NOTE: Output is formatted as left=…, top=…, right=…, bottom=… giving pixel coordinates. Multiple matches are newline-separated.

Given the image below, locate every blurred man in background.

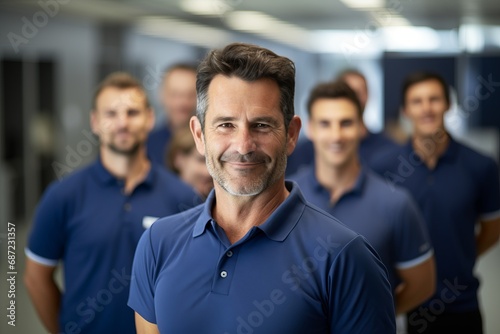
left=166, top=126, right=213, bottom=198
left=147, top=63, right=197, bottom=165
left=286, top=68, right=399, bottom=176
left=291, top=80, right=435, bottom=321
left=372, top=72, right=500, bottom=334
left=24, top=72, right=199, bottom=334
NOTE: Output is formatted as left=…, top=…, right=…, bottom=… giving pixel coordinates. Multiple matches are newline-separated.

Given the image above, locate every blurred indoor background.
left=1, top=0, right=499, bottom=333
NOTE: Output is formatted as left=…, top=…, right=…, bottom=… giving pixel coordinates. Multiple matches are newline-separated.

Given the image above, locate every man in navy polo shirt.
left=286, top=69, right=400, bottom=176
left=24, top=72, right=199, bottom=334
left=146, top=63, right=197, bottom=165
left=372, top=72, right=500, bottom=334
left=290, top=81, right=436, bottom=318
left=128, top=42, right=396, bottom=334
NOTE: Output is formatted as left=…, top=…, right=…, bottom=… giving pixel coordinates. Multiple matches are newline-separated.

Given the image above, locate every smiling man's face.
left=191, top=75, right=292, bottom=197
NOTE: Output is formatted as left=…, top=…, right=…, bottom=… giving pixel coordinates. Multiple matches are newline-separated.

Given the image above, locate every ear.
left=286, top=115, right=302, bottom=156
left=359, top=120, right=368, bottom=138
left=190, top=116, right=205, bottom=156
left=306, top=118, right=313, bottom=141
left=147, top=107, right=156, bottom=132
left=90, top=110, right=99, bottom=135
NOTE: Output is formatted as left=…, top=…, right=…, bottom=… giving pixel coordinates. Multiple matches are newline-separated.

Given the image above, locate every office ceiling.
left=3, top=0, right=500, bottom=29
left=2, top=0, right=500, bottom=49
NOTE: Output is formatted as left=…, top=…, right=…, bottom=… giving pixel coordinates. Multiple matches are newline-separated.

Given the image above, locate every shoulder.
left=41, top=162, right=95, bottom=201
left=365, top=170, right=413, bottom=202
left=299, top=199, right=360, bottom=242
left=147, top=204, right=204, bottom=245
left=455, top=140, right=498, bottom=172
left=369, top=143, right=406, bottom=175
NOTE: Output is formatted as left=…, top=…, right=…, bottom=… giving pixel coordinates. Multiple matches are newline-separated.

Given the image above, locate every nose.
left=329, top=123, right=342, bottom=141
left=116, top=111, right=129, bottom=128
left=235, top=127, right=257, bottom=155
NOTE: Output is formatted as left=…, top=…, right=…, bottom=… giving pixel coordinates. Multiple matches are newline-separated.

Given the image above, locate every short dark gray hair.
left=196, top=43, right=295, bottom=130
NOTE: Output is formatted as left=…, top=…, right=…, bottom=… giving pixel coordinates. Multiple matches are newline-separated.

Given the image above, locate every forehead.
left=163, top=69, right=196, bottom=87
left=406, top=79, right=445, bottom=98
left=96, top=87, right=147, bottom=109
left=206, top=75, right=281, bottom=118
left=311, top=98, right=359, bottom=119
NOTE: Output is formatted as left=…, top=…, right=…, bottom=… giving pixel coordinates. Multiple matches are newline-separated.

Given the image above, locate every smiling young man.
left=128, top=43, right=396, bottom=334
left=290, top=81, right=436, bottom=318
left=24, top=72, right=199, bottom=334
left=372, top=72, right=500, bottom=333
left=286, top=69, right=400, bottom=176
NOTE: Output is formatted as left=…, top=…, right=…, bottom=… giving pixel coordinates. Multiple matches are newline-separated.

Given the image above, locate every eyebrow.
left=211, top=116, right=281, bottom=126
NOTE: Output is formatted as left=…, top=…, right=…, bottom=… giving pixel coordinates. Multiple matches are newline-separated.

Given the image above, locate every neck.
left=212, top=178, right=289, bottom=244
left=412, top=129, right=449, bottom=169
left=316, top=157, right=361, bottom=204
left=100, top=146, right=151, bottom=194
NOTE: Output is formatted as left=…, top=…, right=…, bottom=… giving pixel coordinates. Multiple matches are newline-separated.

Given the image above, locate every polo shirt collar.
left=404, top=134, right=459, bottom=164
left=90, top=156, right=156, bottom=188
left=192, top=181, right=306, bottom=242
left=306, top=164, right=367, bottom=197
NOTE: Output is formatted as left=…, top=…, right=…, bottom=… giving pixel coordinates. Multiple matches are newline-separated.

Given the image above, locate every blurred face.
left=342, top=74, right=368, bottom=111
left=308, top=98, right=363, bottom=170
left=175, top=149, right=213, bottom=198
left=191, top=75, right=300, bottom=197
left=91, top=87, right=154, bottom=155
left=160, top=69, right=197, bottom=130
left=404, top=79, right=449, bottom=139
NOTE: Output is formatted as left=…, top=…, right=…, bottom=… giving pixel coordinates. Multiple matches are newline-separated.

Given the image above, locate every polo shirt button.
left=220, top=270, right=228, bottom=278
left=124, top=203, right=132, bottom=211
left=226, top=251, right=233, bottom=257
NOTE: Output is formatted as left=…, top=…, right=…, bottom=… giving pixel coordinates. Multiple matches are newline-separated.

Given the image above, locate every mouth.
left=420, top=115, right=437, bottom=124
left=226, top=161, right=264, bottom=169
left=327, top=144, right=344, bottom=153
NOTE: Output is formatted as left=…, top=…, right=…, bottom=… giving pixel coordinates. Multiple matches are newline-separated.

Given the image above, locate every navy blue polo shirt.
left=128, top=182, right=396, bottom=334
left=286, top=131, right=400, bottom=177
left=290, top=166, right=433, bottom=290
left=26, top=158, right=201, bottom=334
left=146, top=124, right=172, bottom=165
left=371, top=137, right=500, bottom=313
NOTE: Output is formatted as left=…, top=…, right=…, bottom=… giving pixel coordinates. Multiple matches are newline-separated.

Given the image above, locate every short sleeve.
left=128, top=227, right=157, bottom=323
left=26, top=182, right=66, bottom=266
left=329, top=236, right=396, bottom=333
left=477, top=158, right=500, bottom=221
left=394, top=192, right=433, bottom=269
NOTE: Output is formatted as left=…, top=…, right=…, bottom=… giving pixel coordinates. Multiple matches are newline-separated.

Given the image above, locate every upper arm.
left=479, top=216, right=500, bottom=231
left=477, top=217, right=500, bottom=243
left=28, top=183, right=66, bottom=261
left=135, top=312, right=159, bottom=334
left=329, top=237, right=396, bottom=333
left=128, top=228, right=158, bottom=324
left=396, top=255, right=436, bottom=291
left=24, top=257, right=57, bottom=285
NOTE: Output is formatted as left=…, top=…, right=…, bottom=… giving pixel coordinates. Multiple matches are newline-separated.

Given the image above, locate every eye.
left=340, top=119, right=354, bottom=127
left=317, top=120, right=330, bottom=128
left=127, top=108, right=140, bottom=116
left=219, top=123, right=234, bottom=128
left=104, top=110, right=116, bottom=117
left=255, top=123, right=269, bottom=129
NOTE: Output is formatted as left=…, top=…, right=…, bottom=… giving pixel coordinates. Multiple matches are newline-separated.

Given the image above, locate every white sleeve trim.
left=25, top=248, right=59, bottom=267
left=480, top=209, right=500, bottom=222
left=395, top=249, right=434, bottom=270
